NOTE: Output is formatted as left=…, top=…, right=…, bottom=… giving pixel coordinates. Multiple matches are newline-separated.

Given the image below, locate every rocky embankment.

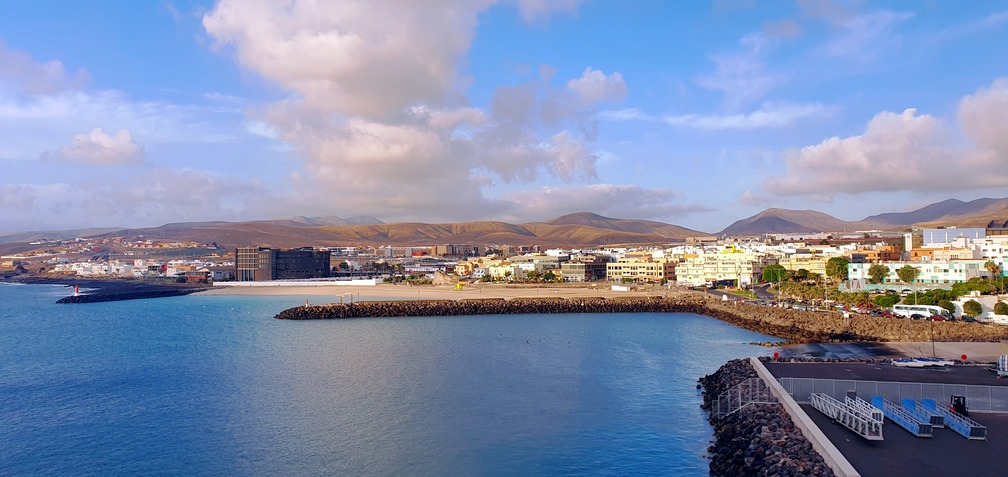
left=700, top=359, right=834, bottom=477
left=275, top=292, right=1008, bottom=343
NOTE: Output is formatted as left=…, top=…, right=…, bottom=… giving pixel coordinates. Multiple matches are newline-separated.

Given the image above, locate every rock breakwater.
left=275, top=292, right=1008, bottom=344
left=700, top=359, right=834, bottom=477
left=57, top=288, right=206, bottom=303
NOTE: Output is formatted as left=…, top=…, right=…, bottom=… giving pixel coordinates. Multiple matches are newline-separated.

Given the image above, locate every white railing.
left=779, top=377, right=1008, bottom=414
left=715, top=377, right=777, bottom=418
left=810, top=393, right=884, bottom=441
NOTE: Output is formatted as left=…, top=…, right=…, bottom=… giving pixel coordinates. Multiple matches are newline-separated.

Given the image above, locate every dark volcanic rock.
left=700, top=359, right=834, bottom=477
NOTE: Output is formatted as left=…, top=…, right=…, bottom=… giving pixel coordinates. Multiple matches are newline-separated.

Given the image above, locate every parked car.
left=929, top=315, right=947, bottom=322
left=910, top=313, right=926, bottom=320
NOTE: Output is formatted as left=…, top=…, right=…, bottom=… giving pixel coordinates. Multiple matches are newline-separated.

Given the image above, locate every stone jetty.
left=57, top=287, right=206, bottom=303
left=275, top=292, right=1008, bottom=344
left=700, top=358, right=834, bottom=477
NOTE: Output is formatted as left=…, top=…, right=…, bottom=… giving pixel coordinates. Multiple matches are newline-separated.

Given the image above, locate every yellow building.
left=776, top=254, right=829, bottom=277
left=675, top=251, right=773, bottom=287
left=606, top=255, right=676, bottom=283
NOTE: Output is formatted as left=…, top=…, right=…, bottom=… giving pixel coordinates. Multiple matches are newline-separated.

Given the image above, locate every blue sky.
left=1, top=0, right=1007, bottom=234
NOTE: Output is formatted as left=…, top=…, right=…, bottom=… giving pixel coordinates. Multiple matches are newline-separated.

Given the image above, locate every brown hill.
left=864, top=197, right=1008, bottom=227
left=718, top=208, right=884, bottom=236
left=94, top=214, right=702, bottom=249
left=910, top=198, right=1008, bottom=228
left=544, top=212, right=704, bottom=237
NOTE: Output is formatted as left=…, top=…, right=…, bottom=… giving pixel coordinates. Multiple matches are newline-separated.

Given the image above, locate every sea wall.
left=274, top=293, right=1008, bottom=344
left=700, top=358, right=835, bottom=477
left=56, top=288, right=206, bottom=303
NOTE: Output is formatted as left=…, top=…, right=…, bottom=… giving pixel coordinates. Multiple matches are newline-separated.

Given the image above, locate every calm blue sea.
left=0, top=284, right=782, bottom=476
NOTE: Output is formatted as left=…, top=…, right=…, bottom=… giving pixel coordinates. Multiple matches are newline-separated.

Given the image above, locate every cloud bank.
left=763, top=78, right=1008, bottom=199
left=202, top=0, right=692, bottom=223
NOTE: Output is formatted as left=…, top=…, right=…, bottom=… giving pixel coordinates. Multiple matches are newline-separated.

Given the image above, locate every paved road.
left=766, top=362, right=1007, bottom=477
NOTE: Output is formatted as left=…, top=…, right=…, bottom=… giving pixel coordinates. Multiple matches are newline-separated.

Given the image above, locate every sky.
left=1, top=0, right=1007, bottom=235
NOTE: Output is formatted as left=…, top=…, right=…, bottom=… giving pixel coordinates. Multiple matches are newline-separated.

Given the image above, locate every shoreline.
left=201, top=282, right=662, bottom=300
left=8, top=278, right=1007, bottom=360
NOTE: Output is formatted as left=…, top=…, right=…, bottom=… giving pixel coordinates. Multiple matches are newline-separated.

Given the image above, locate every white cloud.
left=516, top=0, right=582, bottom=23
left=959, top=77, right=1008, bottom=158
left=0, top=40, right=89, bottom=95
left=566, top=67, right=627, bottom=106
left=46, top=128, right=144, bottom=166
left=0, top=184, right=35, bottom=211
left=202, top=0, right=609, bottom=223
left=763, top=78, right=1008, bottom=199
left=499, top=184, right=710, bottom=223
left=598, top=108, right=654, bottom=122
left=0, top=169, right=272, bottom=230
left=203, top=0, right=493, bottom=120
left=764, top=108, right=954, bottom=198
left=601, top=102, right=834, bottom=130
left=663, top=102, right=835, bottom=130
left=931, top=11, right=1008, bottom=42
left=695, top=32, right=788, bottom=108
left=820, top=10, right=914, bottom=61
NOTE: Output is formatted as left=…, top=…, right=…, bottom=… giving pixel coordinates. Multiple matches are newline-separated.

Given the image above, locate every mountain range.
left=2, top=198, right=1007, bottom=250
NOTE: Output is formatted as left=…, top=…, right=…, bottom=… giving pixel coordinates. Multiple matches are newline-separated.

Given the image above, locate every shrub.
left=995, top=301, right=1008, bottom=316
left=874, top=294, right=899, bottom=308
left=963, top=299, right=984, bottom=317
left=938, top=300, right=956, bottom=315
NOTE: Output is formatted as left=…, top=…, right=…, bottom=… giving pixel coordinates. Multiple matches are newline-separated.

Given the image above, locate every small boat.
left=915, top=357, right=955, bottom=367
left=892, top=358, right=927, bottom=368
left=891, top=357, right=954, bottom=368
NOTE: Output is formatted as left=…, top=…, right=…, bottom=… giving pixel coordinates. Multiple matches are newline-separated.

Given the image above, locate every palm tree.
left=984, top=260, right=1002, bottom=293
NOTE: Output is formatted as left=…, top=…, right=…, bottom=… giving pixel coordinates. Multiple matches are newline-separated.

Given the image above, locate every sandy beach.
left=201, top=282, right=664, bottom=301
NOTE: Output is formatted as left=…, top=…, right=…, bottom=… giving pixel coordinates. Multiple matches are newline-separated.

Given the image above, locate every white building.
left=848, top=259, right=989, bottom=286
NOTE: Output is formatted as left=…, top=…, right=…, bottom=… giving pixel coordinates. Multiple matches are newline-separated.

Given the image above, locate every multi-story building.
left=236, top=247, right=331, bottom=281
left=560, top=255, right=609, bottom=282
left=430, top=244, right=482, bottom=258
left=236, top=247, right=275, bottom=281
left=987, top=220, right=1008, bottom=237
left=510, top=253, right=563, bottom=272
left=675, top=251, right=774, bottom=287
left=606, top=255, right=676, bottom=283
left=848, top=259, right=989, bottom=286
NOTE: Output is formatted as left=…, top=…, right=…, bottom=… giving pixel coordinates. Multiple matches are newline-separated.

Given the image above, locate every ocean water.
left=0, top=284, right=781, bottom=476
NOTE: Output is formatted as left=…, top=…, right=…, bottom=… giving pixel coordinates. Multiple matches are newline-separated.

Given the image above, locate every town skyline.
left=2, top=1, right=1007, bottom=234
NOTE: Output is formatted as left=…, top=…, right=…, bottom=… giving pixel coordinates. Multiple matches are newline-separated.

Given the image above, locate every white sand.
left=201, top=283, right=663, bottom=301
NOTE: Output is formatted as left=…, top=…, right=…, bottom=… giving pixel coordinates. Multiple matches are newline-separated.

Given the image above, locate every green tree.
left=874, top=294, right=899, bottom=308
left=963, top=299, right=983, bottom=317
left=338, top=261, right=349, bottom=271
left=896, top=265, right=920, bottom=284
left=994, top=301, right=1008, bottom=315
left=762, top=264, right=787, bottom=284
left=543, top=271, right=557, bottom=282
left=795, top=268, right=809, bottom=281
left=951, top=279, right=995, bottom=297
left=985, top=260, right=1000, bottom=283
left=867, top=264, right=890, bottom=284
left=825, top=257, right=850, bottom=282
left=852, top=291, right=872, bottom=307
left=938, top=300, right=956, bottom=315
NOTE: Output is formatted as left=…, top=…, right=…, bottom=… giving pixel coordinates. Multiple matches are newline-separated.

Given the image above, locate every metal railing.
left=779, top=377, right=1008, bottom=414
left=715, top=377, right=778, bottom=418
left=810, top=393, right=883, bottom=440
